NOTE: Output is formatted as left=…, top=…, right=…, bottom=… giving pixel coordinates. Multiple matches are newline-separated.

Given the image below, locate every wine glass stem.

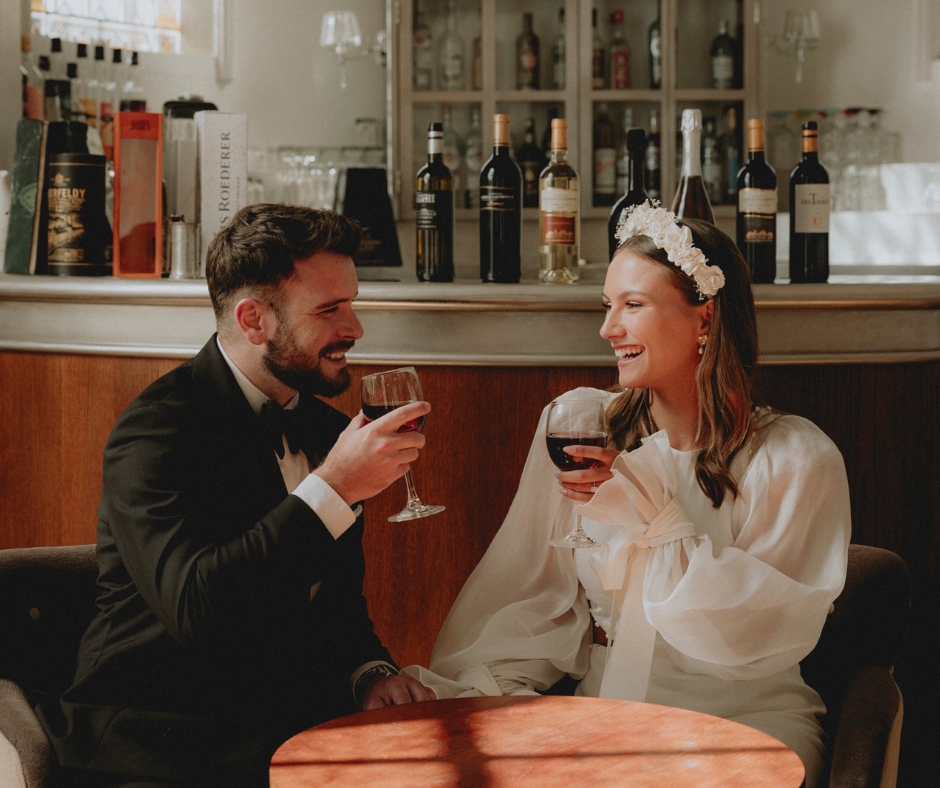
left=403, top=469, right=423, bottom=509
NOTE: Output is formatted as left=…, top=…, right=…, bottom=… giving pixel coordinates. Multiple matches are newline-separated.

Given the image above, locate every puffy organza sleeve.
left=404, top=388, right=618, bottom=698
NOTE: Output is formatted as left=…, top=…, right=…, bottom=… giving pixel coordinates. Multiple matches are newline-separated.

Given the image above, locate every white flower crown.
left=614, top=200, right=725, bottom=299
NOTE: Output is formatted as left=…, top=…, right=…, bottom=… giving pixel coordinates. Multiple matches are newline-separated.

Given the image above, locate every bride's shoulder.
left=750, top=408, right=842, bottom=462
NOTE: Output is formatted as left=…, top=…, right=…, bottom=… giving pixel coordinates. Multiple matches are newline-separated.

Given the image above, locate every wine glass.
left=360, top=366, right=445, bottom=522
left=546, top=399, right=608, bottom=549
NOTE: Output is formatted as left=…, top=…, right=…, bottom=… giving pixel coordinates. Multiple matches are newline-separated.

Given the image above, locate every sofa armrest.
left=829, top=665, right=902, bottom=788
left=0, top=679, right=53, bottom=788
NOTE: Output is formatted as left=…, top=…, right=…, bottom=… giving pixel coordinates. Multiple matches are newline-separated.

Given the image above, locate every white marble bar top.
left=2, top=270, right=940, bottom=365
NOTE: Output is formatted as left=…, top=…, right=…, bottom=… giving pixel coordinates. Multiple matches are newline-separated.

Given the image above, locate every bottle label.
left=794, top=184, right=831, bottom=233
left=712, top=55, right=733, bottom=88
left=540, top=186, right=579, bottom=213
left=610, top=51, right=630, bottom=89
left=541, top=213, right=577, bottom=246
left=738, top=187, right=777, bottom=215
left=481, top=185, right=519, bottom=212
left=594, top=149, right=617, bottom=194
left=415, top=190, right=453, bottom=229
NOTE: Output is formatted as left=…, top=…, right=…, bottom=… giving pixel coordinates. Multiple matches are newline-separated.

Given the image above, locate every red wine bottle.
left=608, top=127, right=649, bottom=260
left=736, top=118, right=777, bottom=283
left=671, top=108, right=715, bottom=223
left=789, top=121, right=830, bottom=283
left=415, top=122, right=455, bottom=282
left=480, top=113, right=522, bottom=283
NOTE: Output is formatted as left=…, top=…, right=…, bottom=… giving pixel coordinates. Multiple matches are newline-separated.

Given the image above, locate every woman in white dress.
left=405, top=203, right=850, bottom=787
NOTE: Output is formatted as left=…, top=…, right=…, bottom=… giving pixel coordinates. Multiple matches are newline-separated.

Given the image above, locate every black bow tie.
left=259, top=398, right=304, bottom=459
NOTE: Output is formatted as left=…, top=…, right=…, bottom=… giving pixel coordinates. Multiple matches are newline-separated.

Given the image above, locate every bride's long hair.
left=605, top=218, right=759, bottom=508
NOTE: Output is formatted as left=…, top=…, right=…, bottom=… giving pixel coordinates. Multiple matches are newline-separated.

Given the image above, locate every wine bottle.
left=463, top=105, right=483, bottom=208
left=789, top=121, right=830, bottom=283
left=711, top=21, right=734, bottom=90
left=609, top=10, right=631, bottom=89
left=539, top=118, right=580, bottom=283
left=645, top=108, right=661, bottom=200
left=480, top=113, right=522, bottom=283
left=608, top=128, right=649, bottom=260
left=591, top=8, right=606, bottom=90
left=593, top=103, right=617, bottom=206
left=724, top=105, right=741, bottom=203
left=736, top=119, right=778, bottom=284
left=415, top=122, right=455, bottom=282
left=702, top=116, right=723, bottom=205
left=671, top=109, right=715, bottom=223
left=472, top=35, right=482, bottom=90
left=616, top=106, right=635, bottom=195
left=413, top=2, right=434, bottom=91
left=552, top=8, right=565, bottom=90
left=517, top=117, right=547, bottom=209
left=648, top=14, right=662, bottom=89
left=516, top=12, right=540, bottom=90
left=441, top=104, right=462, bottom=203
left=438, top=0, right=466, bottom=91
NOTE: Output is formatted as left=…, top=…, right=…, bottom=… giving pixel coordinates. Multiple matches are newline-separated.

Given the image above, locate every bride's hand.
left=556, top=446, right=619, bottom=502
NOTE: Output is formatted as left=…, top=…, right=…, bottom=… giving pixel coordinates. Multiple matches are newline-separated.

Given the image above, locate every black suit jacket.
left=39, top=337, right=392, bottom=787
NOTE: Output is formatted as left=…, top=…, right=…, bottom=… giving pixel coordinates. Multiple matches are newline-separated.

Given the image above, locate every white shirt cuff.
left=292, top=472, right=360, bottom=539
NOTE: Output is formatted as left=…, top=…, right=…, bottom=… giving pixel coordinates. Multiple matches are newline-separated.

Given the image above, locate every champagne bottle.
left=645, top=108, right=661, bottom=200
left=671, top=109, right=715, bottom=223
left=648, top=15, right=662, bottom=89
left=711, top=21, right=735, bottom=89
left=593, top=103, right=617, bottom=206
left=517, top=117, right=547, bottom=209
left=516, top=12, right=540, bottom=90
left=539, top=118, right=580, bottom=284
left=480, top=114, right=522, bottom=283
left=609, top=10, right=631, bottom=89
left=552, top=8, right=565, bottom=90
left=413, top=2, right=434, bottom=91
left=736, top=119, right=778, bottom=284
left=608, top=128, right=649, bottom=260
left=789, top=121, right=830, bottom=283
left=591, top=8, right=606, bottom=90
left=415, top=122, right=455, bottom=282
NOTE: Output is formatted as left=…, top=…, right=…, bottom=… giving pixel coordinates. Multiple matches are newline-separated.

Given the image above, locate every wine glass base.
left=550, top=533, right=603, bottom=549
left=388, top=503, right=446, bottom=522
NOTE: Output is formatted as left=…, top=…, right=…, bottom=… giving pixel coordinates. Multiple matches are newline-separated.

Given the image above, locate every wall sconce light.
left=772, top=10, right=821, bottom=83
left=320, top=11, right=387, bottom=90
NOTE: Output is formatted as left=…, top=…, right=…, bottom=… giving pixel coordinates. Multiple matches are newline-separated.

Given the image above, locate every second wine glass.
left=360, top=366, right=445, bottom=522
left=545, top=399, right=608, bottom=549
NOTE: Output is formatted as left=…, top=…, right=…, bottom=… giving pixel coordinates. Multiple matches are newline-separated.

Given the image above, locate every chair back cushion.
left=0, top=546, right=99, bottom=697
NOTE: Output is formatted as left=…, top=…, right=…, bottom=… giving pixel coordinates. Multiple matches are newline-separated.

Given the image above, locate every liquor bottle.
left=20, top=35, right=43, bottom=119
left=415, top=122, right=455, bottom=282
left=480, top=113, right=522, bottom=283
left=733, top=0, right=745, bottom=89
left=736, top=119, right=777, bottom=284
left=539, top=118, right=580, bottom=283
left=120, top=52, right=146, bottom=111
left=463, top=105, right=483, bottom=208
left=648, top=14, right=662, bottom=89
left=72, top=43, right=95, bottom=124
left=552, top=8, right=565, bottom=90
left=99, top=48, right=121, bottom=159
left=472, top=35, right=482, bottom=90
left=90, top=44, right=107, bottom=128
left=609, top=10, right=631, bottom=89
left=593, top=103, right=617, bottom=206
left=724, top=105, right=741, bottom=203
left=413, top=3, right=434, bottom=91
left=615, top=106, right=635, bottom=195
left=789, top=121, right=830, bottom=283
left=516, top=12, right=540, bottom=90
left=591, top=8, right=606, bottom=90
left=645, top=108, right=661, bottom=200
left=608, top=128, right=649, bottom=260
left=711, top=21, right=734, bottom=90
left=517, top=117, right=547, bottom=209
left=441, top=105, right=462, bottom=202
left=44, top=38, right=71, bottom=122
left=671, top=108, right=715, bottom=223
left=438, top=0, right=466, bottom=91
left=702, top=116, right=723, bottom=205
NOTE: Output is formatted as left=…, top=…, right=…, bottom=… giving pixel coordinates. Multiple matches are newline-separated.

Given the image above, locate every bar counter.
left=2, top=270, right=940, bottom=364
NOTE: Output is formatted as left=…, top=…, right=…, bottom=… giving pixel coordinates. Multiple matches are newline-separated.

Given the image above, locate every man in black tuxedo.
left=38, top=204, right=436, bottom=787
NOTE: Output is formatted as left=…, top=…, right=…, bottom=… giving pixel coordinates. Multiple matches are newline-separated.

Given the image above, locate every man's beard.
left=262, top=321, right=353, bottom=398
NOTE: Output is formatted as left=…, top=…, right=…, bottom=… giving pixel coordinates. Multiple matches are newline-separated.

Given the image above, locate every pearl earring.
left=698, top=335, right=708, bottom=355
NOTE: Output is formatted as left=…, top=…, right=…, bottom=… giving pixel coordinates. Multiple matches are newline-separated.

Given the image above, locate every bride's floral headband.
left=614, top=200, right=725, bottom=300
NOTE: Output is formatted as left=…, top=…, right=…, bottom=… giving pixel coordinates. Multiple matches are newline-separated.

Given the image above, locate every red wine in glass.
left=546, top=431, right=607, bottom=470
left=361, top=403, right=426, bottom=434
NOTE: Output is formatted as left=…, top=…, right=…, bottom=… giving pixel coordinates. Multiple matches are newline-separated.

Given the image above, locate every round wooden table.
left=269, top=695, right=805, bottom=787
